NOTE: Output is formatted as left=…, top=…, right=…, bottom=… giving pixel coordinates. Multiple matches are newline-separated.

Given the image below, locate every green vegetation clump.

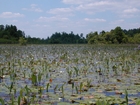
left=0, top=24, right=25, bottom=44
left=19, top=37, right=27, bottom=45
left=86, top=26, right=140, bottom=44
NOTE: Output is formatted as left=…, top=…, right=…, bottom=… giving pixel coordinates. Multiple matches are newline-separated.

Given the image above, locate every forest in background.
left=0, top=24, right=140, bottom=44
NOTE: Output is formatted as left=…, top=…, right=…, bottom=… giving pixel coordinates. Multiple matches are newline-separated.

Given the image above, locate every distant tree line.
left=0, top=24, right=25, bottom=44
left=86, top=26, right=140, bottom=44
left=0, top=24, right=87, bottom=44
left=0, top=24, right=140, bottom=44
left=26, top=32, right=87, bottom=44
left=47, top=32, right=86, bottom=44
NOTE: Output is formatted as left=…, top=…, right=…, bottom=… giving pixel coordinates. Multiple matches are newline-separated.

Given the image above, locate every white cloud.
left=22, top=4, right=43, bottom=12
left=0, top=12, right=24, bottom=18
left=109, top=19, right=124, bottom=25
left=48, top=7, right=73, bottom=14
left=31, top=4, right=37, bottom=7
left=88, top=1, right=113, bottom=6
left=37, top=16, right=69, bottom=22
left=31, top=24, right=50, bottom=28
left=12, top=20, right=18, bottom=22
left=62, top=0, right=92, bottom=4
left=120, top=8, right=140, bottom=18
left=62, top=0, right=140, bottom=17
left=84, top=18, right=106, bottom=22
left=123, top=8, right=140, bottom=14
left=62, top=0, right=115, bottom=7
left=76, top=1, right=116, bottom=12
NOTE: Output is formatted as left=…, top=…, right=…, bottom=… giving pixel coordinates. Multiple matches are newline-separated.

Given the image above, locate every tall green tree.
left=0, top=24, right=26, bottom=44
left=114, top=26, right=126, bottom=43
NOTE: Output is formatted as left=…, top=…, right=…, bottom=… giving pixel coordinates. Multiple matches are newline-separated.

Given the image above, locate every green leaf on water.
left=96, top=100, right=102, bottom=105
left=0, top=98, right=4, bottom=105
left=18, top=96, right=20, bottom=105
left=46, top=83, right=50, bottom=92
left=80, top=82, right=83, bottom=94
left=10, top=82, right=13, bottom=93
left=54, top=84, right=58, bottom=92
left=20, top=89, right=23, bottom=98
left=31, top=73, right=37, bottom=85
left=38, top=72, right=42, bottom=83
left=57, top=102, right=72, bottom=105
left=72, top=82, right=74, bottom=89
left=11, top=94, right=14, bottom=105
left=74, top=67, right=79, bottom=76
left=75, top=86, right=78, bottom=94
left=136, top=99, right=140, bottom=105
left=25, top=85, right=31, bottom=94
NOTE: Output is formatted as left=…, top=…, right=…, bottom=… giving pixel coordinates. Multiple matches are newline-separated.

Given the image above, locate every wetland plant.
left=10, top=94, right=15, bottom=105
left=112, top=65, right=118, bottom=75
left=136, top=99, right=140, bottom=105
left=31, top=73, right=37, bottom=86
left=67, top=69, right=72, bottom=79
left=4, top=82, right=14, bottom=94
left=61, top=84, right=64, bottom=98
left=125, top=89, right=128, bottom=105
left=74, top=67, right=79, bottom=77
left=72, top=82, right=74, bottom=95
left=79, top=82, right=83, bottom=94
left=38, top=72, right=42, bottom=84
left=46, top=83, right=50, bottom=92
left=87, top=79, right=92, bottom=90
left=96, top=100, right=110, bottom=105
left=0, top=98, right=4, bottom=105
left=18, top=86, right=34, bottom=105
left=54, top=84, right=58, bottom=94
left=75, top=86, right=78, bottom=94
left=0, top=68, right=4, bottom=78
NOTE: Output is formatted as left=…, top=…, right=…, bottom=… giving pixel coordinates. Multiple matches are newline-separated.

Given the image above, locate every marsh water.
left=0, top=45, right=140, bottom=105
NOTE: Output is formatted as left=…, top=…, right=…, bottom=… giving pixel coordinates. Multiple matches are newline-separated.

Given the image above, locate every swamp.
left=0, top=44, right=140, bottom=105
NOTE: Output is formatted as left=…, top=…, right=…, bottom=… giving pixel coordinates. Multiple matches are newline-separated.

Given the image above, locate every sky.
left=0, top=0, right=140, bottom=38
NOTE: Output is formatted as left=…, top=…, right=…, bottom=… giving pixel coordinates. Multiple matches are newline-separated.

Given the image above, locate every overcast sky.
left=0, top=0, right=140, bottom=38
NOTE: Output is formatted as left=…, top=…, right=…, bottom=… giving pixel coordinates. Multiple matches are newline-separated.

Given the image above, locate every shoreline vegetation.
left=0, top=24, right=140, bottom=45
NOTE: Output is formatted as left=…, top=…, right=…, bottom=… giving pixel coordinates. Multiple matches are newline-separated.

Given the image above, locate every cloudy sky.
left=0, top=0, right=140, bottom=38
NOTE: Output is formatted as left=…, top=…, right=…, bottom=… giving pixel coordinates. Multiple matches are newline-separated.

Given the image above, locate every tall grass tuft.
left=125, top=89, right=128, bottom=105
